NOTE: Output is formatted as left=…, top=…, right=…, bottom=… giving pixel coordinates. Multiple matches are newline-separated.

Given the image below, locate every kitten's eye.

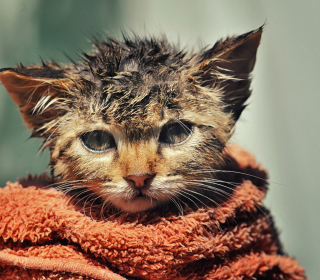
left=159, top=122, right=193, bottom=144
left=81, top=130, right=116, bottom=152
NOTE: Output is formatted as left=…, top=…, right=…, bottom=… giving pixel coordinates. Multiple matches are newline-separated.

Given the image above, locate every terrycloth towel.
left=0, top=145, right=307, bottom=280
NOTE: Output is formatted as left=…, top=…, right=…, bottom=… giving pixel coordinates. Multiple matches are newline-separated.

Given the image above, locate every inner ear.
left=192, top=27, right=263, bottom=122
left=210, top=28, right=262, bottom=78
left=0, top=67, right=75, bottom=131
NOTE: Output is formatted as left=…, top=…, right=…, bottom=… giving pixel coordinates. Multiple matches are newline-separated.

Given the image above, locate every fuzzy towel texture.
left=0, top=145, right=306, bottom=280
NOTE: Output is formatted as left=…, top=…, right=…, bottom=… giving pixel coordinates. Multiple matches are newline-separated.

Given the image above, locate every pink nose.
left=125, top=174, right=153, bottom=188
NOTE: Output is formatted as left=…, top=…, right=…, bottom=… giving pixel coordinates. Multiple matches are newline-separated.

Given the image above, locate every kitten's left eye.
left=81, top=130, right=116, bottom=152
left=159, top=122, right=193, bottom=144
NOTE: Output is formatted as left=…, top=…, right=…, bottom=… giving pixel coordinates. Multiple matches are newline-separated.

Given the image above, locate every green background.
left=0, top=1, right=319, bottom=278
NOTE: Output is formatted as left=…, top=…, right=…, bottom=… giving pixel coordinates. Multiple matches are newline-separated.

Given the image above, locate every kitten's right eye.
left=81, top=130, right=116, bottom=152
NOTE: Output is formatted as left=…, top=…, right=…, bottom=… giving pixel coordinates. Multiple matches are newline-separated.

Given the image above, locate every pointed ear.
left=0, top=66, right=76, bottom=133
left=192, top=26, right=262, bottom=121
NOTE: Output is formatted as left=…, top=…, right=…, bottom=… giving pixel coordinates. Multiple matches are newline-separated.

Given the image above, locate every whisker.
left=181, top=188, right=238, bottom=228
left=188, top=169, right=286, bottom=187
left=176, top=190, right=201, bottom=210
left=186, top=180, right=268, bottom=219
left=169, top=196, right=184, bottom=215
left=185, top=180, right=235, bottom=199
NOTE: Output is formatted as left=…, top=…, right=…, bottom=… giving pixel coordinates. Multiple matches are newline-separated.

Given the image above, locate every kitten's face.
left=50, top=80, right=231, bottom=212
left=0, top=28, right=262, bottom=212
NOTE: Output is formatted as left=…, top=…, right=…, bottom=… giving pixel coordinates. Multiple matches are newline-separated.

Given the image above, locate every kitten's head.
left=0, top=27, right=262, bottom=212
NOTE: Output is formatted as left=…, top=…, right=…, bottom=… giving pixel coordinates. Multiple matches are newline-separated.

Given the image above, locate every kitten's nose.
left=125, top=174, right=154, bottom=188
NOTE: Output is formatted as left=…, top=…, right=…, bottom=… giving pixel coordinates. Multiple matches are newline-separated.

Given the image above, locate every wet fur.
left=0, top=27, right=262, bottom=212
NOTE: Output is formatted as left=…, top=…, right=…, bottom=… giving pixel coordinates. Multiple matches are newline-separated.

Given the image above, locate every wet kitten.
left=0, top=27, right=262, bottom=213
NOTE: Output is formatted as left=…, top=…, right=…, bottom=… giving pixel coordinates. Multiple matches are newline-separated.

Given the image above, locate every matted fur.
left=0, top=27, right=262, bottom=212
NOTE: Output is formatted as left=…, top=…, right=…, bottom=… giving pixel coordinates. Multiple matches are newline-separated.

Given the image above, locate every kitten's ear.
left=191, top=27, right=262, bottom=121
left=0, top=66, right=76, bottom=133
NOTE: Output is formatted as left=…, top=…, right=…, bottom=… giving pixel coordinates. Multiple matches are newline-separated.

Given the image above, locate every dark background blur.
left=0, top=1, right=319, bottom=278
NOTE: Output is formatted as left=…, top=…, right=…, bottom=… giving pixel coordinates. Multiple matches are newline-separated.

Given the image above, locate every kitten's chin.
left=113, top=197, right=159, bottom=213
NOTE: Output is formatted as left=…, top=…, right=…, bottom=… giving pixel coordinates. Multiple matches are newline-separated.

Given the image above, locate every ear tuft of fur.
left=191, top=26, right=263, bottom=121
left=0, top=66, right=75, bottom=132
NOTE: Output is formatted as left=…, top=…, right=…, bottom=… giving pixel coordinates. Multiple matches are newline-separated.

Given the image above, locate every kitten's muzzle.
left=125, top=174, right=155, bottom=188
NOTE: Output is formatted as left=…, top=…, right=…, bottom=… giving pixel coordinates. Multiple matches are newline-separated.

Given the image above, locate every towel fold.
left=0, top=145, right=307, bottom=279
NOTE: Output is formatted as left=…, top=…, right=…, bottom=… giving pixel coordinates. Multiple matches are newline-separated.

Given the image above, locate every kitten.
left=0, top=27, right=262, bottom=213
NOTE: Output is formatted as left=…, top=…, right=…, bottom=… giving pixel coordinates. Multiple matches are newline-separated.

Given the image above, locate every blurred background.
left=0, top=0, right=319, bottom=278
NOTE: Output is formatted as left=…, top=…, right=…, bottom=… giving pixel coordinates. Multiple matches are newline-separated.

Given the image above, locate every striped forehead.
left=97, top=85, right=180, bottom=141
left=103, top=81, right=179, bottom=117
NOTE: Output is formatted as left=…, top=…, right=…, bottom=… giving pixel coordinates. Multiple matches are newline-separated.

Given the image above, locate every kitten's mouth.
left=136, top=191, right=147, bottom=198
left=131, top=190, right=153, bottom=201
left=115, top=190, right=156, bottom=212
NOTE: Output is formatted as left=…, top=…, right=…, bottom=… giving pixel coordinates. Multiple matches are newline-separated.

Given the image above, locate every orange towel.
left=0, top=145, right=307, bottom=279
